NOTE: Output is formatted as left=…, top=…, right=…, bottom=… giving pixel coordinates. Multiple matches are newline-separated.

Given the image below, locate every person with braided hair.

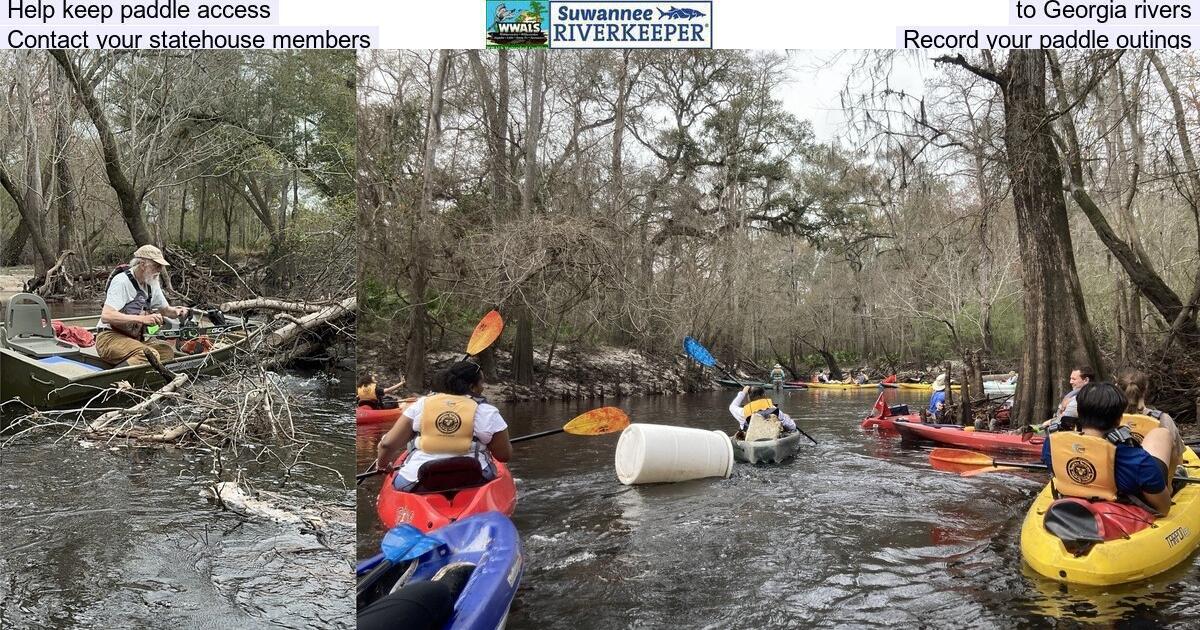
left=375, top=361, right=513, bottom=491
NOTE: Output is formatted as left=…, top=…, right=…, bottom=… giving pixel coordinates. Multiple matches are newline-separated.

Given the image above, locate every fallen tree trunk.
left=266, top=297, right=355, bottom=349
left=88, top=373, right=189, bottom=432
left=219, top=298, right=329, bottom=314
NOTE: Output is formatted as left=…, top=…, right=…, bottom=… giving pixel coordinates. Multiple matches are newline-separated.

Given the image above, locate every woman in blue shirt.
left=1042, top=382, right=1170, bottom=515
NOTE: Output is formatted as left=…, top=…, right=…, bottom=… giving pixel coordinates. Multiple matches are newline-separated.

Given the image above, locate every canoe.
left=714, top=379, right=772, bottom=388
left=893, top=420, right=1043, bottom=457
left=898, top=382, right=961, bottom=392
left=805, top=381, right=877, bottom=390
left=860, top=412, right=923, bottom=433
left=357, top=511, right=522, bottom=629
left=377, top=452, right=518, bottom=532
left=1021, top=447, right=1200, bottom=585
left=0, top=314, right=258, bottom=410
left=982, top=381, right=1016, bottom=395
left=356, top=397, right=417, bottom=426
left=730, top=430, right=802, bottom=464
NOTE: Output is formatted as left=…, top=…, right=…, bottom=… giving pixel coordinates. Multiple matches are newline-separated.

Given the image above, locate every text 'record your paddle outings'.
left=4, top=0, right=375, bottom=49
left=901, top=0, right=1196, bottom=49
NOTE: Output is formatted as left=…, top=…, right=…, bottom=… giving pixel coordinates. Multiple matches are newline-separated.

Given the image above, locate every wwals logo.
left=487, top=1, right=550, bottom=48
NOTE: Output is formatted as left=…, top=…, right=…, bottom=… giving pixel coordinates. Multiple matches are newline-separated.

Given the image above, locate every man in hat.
left=927, top=373, right=949, bottom=418
left=769, top=363, right=786, bottom=383
left=95, top=245, right=189, bottom=366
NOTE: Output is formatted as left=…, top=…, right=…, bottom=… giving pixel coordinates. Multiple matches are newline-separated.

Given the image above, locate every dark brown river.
left=358, top=388, right=1200, bottom=628
left=1, top=303, right=356, bottom=629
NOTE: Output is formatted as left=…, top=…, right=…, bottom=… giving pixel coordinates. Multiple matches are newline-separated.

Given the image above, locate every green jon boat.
left=1, top=313, right=259, bottom=410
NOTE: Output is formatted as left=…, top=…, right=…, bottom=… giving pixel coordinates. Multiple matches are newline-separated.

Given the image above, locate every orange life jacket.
left=1120, top=413, right=1161, bottom=445
left=742, top=397, right=776, bottom=419
left=417, top=393, right=477, bottom=455
left=1049, top=431, right=1119, bottom=501
left=356, top=383, right=378, bottom=403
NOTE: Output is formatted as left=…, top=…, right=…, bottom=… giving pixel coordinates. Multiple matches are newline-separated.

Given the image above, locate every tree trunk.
left=2, top=221, right=29, bottom=266
left=1047, top=52, right=1200, bottom=348
left=1002, top=51, right=1105, bottom=426
left=50, top=50, right=152, bottom=245
left=406, top=50, right=452, bottom=390
left=53, top=67, right=78, bottom=260
left=511, top=304, right=535, bottom=385
left=521, top=50, right=546, bottom=214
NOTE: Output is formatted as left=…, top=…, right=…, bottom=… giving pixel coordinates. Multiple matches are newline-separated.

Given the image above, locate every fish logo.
left=658, top=6, right=705, bottom=19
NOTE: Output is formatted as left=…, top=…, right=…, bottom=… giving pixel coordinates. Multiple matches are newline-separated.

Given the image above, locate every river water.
left=1, top=303, right=356, bottom=629
left=357, top=388, right=1200, bottom=628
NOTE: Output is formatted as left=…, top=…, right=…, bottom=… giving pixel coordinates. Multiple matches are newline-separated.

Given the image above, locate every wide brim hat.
left=133, top=244, right=170, bottom=267
left=932, top=374, right=947, bottom=391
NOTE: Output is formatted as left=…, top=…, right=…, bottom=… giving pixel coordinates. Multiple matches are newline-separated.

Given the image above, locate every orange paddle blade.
left=960, top=466, right=1025, bottom=477
left=466, top=310, right=504, bottom=356
left=929, top=447, right=997, bottom=467
left=563, top=407, right=630, bottom=436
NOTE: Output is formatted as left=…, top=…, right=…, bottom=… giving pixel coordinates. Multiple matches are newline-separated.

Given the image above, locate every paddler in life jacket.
left=1042, top=382, right=1172, bottom=515
left=769, top=364, right=786, bottom=382
left=729, top=386, right=798, bottom=437
left=375, top=361, right=512, bottom=492
left=357, top=373, right=406, bottom=409
left=95, top=245, right=189, bottom=366
left=1117, top=368, right=1185, bottom=474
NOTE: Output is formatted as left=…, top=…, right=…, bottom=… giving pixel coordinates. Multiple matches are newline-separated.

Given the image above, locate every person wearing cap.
left=95, top=245, right=189, bottom=366
left=927, top=374, right=949, bottom=417
left=769, top=363, right=786, bottom=382
left=376, top=361, right=512, bottom=492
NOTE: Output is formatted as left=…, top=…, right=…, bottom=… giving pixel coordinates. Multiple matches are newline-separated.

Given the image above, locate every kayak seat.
left=411, top=457, right=488, bottom=494
left=4, top=293, right=80, bottom=358
left=1044, top=498, right=1155, bottom=556
left=889, top=404, right=910, bottom=416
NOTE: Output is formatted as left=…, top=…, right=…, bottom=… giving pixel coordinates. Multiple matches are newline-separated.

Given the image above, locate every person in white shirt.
left=728, top=386, right=798, bottom=433
left=95, top=245, right=188, bottom=366
left=376, top=361, right=513, bottom=491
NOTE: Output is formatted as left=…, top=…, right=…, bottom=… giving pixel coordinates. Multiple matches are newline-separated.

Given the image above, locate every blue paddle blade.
left=381, top=524, right=445, bottom=562
left=683, top=336, right=716, bottom=367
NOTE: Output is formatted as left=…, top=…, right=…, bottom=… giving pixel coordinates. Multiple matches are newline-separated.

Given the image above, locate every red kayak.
left=894, top=420, right=1043, bottom=457
left=861, top=413, right=923, bottom=433
left=355, top=397, right=417, bottom=425
left=377, top=452, right=517, bottom=532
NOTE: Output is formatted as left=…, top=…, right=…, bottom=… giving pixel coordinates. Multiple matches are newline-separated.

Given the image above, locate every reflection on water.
left=357, top=388, right=1200, bottom=627
left=2, top=372, right=355, bottom=629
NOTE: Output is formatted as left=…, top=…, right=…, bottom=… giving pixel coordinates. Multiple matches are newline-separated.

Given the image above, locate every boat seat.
left=4, top=293, right=80, bottom=358
left=411, top=456, right=488, bottom=494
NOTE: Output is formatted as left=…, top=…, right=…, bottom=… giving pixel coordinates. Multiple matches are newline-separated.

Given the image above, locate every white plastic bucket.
left=614, top=423, right=734, bottom=485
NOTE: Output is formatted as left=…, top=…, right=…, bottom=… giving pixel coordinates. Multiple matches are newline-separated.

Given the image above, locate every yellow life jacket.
left=356, top=383, right=378, bottom=403
left=1049, top=431, right=1119, bottom=501
left=417, top=393, right=477, bottom=455
left=742, top=398, right=775, bottom=419
left=1120, top=413, right=1161, bottom=445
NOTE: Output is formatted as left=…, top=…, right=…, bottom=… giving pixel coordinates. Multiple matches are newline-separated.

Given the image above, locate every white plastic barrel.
left=614, top=423, right=734, bottom=485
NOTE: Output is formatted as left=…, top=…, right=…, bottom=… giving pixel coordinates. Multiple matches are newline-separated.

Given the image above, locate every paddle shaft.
left=510, top=427, right=564, bottom=443
left=356, top=421, right=600, bottom=483
left=981, top=457, right=1200, bottom=484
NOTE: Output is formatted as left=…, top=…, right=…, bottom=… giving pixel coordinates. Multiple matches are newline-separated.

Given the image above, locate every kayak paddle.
left=683, top=336, right=818, bottom=446
left=355, top=407, right=630, bottom=483
left=463, top=309, right=504, bottom=360
left=928, top=447, right=1047, bottom=475
left=510, top=406, right=630, bottom=443
left=929, top=447, right=1200, bottom=484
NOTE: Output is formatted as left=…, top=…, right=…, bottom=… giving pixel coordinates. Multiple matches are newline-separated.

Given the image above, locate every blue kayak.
left=357, top=511, right=523, bottom=630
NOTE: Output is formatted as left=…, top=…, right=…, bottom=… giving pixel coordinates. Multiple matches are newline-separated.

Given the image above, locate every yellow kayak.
left=805, top=382, right=876, bottom=390
left=1020, top=447, right=1200, bottom=586
left=897, top=382, right=961, bottom=392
